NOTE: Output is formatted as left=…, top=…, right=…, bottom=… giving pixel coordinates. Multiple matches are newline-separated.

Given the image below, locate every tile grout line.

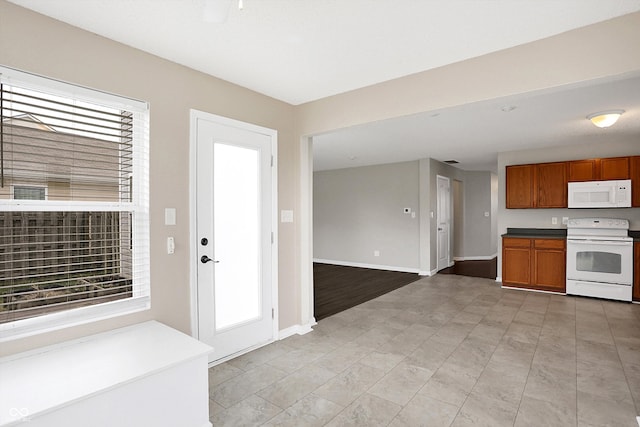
left=601, top=301, right=640, bottom=416
left=512, top=296, right=549, bottom=426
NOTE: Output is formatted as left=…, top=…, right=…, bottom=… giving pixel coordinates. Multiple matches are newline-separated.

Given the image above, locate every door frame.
left=188, top=109, right=278, bottom=349
left=436, top=174, right=452, bottom=271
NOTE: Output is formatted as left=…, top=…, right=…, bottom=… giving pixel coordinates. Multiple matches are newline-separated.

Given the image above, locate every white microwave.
left=568, top=179, right=631, bottom=208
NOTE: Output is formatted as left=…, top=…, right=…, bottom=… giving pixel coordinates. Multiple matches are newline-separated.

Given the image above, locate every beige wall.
left=0, top=1, right=296, bottom=355
left=2, top=1, right=640, bottom=356
left=313, top=161, right=421, bottom=270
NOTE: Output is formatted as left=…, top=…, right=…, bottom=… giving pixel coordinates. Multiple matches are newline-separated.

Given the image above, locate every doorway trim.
left=436, top=174, right=452, bottom=272
left=188, top=109, right=279, bottom=347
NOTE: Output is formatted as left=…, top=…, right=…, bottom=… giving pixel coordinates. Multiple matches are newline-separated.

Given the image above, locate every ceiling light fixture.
left=587, top=110, right=624, bottom=128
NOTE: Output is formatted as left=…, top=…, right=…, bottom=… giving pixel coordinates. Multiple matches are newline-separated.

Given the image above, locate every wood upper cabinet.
left=600, top=157, right=630, bottom=180
left=634, top=242, right=640, bottom=302
left=631, top=156, right=640, bottom=208
left=568, top=159, right=599, bottom=182
left=568, top=157, right=630, bottom=181
left=506, top=162, right=567, bottom=208
left=506, top=165, right=534, bottom=208
left=536, top=162, right=567, bottom=208
left=508, top=156, right=638, bottom=209
left=502, top=237, right=566, bottom=293
left=532, top=239, right=566, bottom=293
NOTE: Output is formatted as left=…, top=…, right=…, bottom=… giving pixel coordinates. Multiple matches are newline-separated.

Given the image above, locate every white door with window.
left=437, top=175, right=451, bottom=271
left=192, top=111, right=277, bottom=363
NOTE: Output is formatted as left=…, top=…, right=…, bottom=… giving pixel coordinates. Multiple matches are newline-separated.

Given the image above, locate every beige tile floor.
left=208, top=274, right=640, bottom=426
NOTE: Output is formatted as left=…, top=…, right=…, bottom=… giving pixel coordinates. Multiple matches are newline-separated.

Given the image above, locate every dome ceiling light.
left=587, top=110, right=624, bottom=128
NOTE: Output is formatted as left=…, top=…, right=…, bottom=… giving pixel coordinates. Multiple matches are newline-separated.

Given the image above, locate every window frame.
left=0, top=65, right=150, bottom=341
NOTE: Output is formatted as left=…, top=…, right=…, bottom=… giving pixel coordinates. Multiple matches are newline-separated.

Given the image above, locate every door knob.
left=201, top=255, right=219, bottom=264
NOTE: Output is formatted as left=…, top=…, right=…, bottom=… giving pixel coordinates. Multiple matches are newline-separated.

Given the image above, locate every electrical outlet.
left=562, top=217, right=569, bottom=225
left=374, top=250, right=380, bottom=257
left=552, top=217, right=558, bottom=225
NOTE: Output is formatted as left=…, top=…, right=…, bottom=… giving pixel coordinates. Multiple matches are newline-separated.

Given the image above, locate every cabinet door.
left=634, top=242, right=640, bottom=302
left=502, top=238, right=531, bottom=286
left=536, top=162, right=567, bottom=208
left=506, top=165, right=534, bottom=208
left=600, top=157, right=630, bottom=180
left=568, top=159, right=598, bottom=182
left=533, top=239, right=566, bottom=292
left=631, top=156, right=640, bottom=208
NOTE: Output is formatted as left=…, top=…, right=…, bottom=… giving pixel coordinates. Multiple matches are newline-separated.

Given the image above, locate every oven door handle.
left=567, top=239, right=632, bottom=246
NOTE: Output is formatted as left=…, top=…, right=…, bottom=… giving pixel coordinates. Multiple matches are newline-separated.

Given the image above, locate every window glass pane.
left=576, top=251, right=621, bottom=274
left=1, top=85, right=132, bottom=203
left=0, top=211, right=133, bottom=324
left=13, top=186, right=45, bottom=200
left=213, top=142, right=261, bottom=330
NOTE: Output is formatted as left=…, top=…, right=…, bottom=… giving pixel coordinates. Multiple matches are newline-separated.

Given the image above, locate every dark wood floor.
left=313, top=263, right=420, bottom=321
left=313, top=258, right=497, bottom=321
left=438, top=258, right=497, bottom=279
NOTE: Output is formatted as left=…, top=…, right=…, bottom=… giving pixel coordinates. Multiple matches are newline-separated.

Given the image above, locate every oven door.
left=566, top=239, right=633, bottom=285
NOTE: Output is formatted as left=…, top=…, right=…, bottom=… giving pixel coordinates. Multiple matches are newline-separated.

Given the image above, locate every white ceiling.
left=10, top=0, right=640, bottom=172
left=8, top=0, right=640, bottom=105
left=313, top=73, right=640, bottom=172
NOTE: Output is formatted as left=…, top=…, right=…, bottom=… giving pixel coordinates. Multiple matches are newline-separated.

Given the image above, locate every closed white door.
left=194, top=112, right=276, bottom=363
left=437, top=175, right=451, bottom=271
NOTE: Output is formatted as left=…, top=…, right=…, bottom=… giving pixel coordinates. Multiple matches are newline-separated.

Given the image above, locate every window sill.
left=0, top=296, right=150, bottom=342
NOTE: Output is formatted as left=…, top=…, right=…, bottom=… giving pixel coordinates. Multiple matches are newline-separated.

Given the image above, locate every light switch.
left=281, top=210, right=294, bottom=223
left=165, top=208, right=176, bottom=226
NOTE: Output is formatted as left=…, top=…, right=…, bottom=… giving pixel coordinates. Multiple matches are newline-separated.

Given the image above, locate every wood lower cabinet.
left=634, top=242, right=640, bottom=302
left=502, top=237, right=531, bottom=285
left=532, top=239, right=566, bottom=292
left=502, top=237, right=566, bottom=293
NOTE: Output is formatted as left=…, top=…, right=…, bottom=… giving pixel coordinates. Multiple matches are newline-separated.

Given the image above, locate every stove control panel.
left=567, top=218, right=629, bottom=230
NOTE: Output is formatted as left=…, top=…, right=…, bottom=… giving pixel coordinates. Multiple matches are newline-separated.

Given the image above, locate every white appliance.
left=568, top=179, right=631, bottom=208
left=566, top=218, right=633, bottom=302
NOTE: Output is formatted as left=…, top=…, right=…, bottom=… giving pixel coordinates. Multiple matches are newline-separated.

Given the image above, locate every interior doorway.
left=436, top=175, right=451, bottom=272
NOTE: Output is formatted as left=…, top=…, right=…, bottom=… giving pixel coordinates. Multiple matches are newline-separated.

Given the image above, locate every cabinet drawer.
left=534, top=239, right=565, bottom=250
left=503, top=237, right=531, bottom=248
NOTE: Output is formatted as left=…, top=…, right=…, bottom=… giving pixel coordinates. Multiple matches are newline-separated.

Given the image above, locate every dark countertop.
left=502, top=228, right=567, bottom=239
left=503, top=228, right=640, bottom=241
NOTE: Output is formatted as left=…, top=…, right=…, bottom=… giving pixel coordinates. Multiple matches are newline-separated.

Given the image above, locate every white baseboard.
left=418, top=268, right=438, bottom=276
left=453, top=253, right=498, bottom=261
left=501, top=285, right=565, bottom=295
left=278, top=322, right=315, bottom=340
left=313, top=258, right=419, bottom=274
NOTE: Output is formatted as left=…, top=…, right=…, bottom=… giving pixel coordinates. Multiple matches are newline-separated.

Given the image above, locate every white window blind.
left=0, top=66, right=150, bottom=340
